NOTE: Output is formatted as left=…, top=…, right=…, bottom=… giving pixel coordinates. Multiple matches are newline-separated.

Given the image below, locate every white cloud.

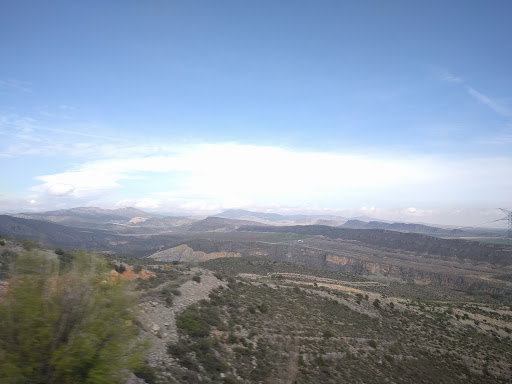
left=0, top=78, right=32, bottom=94
left=33, top=170, right=121, bottom=198
left=47, top=183, right=76, bottom=196
left=0, top=112, right=128, bottom=158
left=115, top=198, right=161, bottom=210
left=439, top=70, right=463, bottom=84
left=30, top=143, right=435, bottom=206
left=438, top=70, right=511, bottom=118
left=21, top=142, right=511, bottom=220
left=466, top=86, right=512, bottom=118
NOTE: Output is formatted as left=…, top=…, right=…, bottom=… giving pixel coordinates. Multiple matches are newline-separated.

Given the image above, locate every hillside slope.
left=239, top=225, right=512, bottom=265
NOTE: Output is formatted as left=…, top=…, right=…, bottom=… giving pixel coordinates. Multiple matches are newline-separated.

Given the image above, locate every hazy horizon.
left=3, top=204, right=510, bottom=230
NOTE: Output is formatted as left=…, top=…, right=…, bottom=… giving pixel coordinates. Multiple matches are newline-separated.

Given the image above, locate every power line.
left=457, top=209, right=511, bottom=246
left=456, top=217, right=507, bottom=230
left=498, top=208, right=512, bottom=244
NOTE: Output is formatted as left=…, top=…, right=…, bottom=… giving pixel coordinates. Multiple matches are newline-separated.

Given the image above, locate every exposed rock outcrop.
left=149, top=244, right=241, bottom=262
left=138, top=268, right=226, bottom=367
left=109, top=268, right=155, bottom=281
left=178, top=238, right=510, bottom=294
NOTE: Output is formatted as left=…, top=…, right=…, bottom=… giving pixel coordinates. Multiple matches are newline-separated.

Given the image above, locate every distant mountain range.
left=18, top=206, right=160, bottom=220
left=14, top=207, right=156, bottom=228
left=0, top=206, right=509, bottom=264
left=214, top=209, right=350, bottom=224
left=0, top=214, right=120, bottom=250
left=2, top=207, right=506, bottom=248
left=13, top=207, right=191, bottom=233
left=340, top=219, right=462, bottom=234
left=214, top=209, right=456, bottom=232
left=188, top=216, right=267, bottom=232
left=11, top=207, right=456, bottom=235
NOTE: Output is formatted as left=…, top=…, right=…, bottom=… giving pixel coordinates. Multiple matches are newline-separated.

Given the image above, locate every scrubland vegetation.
left=1, top=236, right=511, bottom=383
left=0, top=246, right=145, bottom=383
left=163, top=276, right=511, bottom=383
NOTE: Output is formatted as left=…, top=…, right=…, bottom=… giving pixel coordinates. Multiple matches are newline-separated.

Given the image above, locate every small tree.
left=0, top=250, right=17, bottom=279
left=0, top=251, right=146, bottom=383
left=258, top=303, right=269, bottom=313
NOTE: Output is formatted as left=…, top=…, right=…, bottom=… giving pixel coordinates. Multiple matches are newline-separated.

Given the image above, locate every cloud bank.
left=16, top=142, right=510, bottom=224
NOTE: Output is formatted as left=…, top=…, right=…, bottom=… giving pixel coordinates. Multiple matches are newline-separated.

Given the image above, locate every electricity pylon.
left=498, top=208, right=512, bottom=244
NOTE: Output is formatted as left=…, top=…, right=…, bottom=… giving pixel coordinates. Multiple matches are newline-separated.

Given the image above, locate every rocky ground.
left=136, top=268, right=226, bottom=367
left=127, top=255, right=512, bottom=383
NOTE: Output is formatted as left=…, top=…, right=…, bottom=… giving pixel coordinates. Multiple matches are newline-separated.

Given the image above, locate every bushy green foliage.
left=0, top=249, right=17, bottom=279
left=114, top=263, right=126, bottom=274
left=133, top=363, right=158, bottom=384
left=323, top=329, right=335, bottom=338
left=258, top=303, right=269, bottom=313
left=20, top=239, right=40, bottom=251
left=170, top=300, right=229, bottom=379
left=0, top=251, right=146, bottom=384
left=55, top=248, right=75, bottom=270
left=176, top=310, right=210, bottom=338
left=160, top=288, right=175, bottom=307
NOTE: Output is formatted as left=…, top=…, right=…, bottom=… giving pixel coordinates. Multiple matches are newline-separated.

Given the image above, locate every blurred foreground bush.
left=0, top=251, right=146, bottom=384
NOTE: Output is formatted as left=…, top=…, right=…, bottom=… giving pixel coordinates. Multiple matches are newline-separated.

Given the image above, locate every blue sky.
left=1, top=1, right=511, bottom=225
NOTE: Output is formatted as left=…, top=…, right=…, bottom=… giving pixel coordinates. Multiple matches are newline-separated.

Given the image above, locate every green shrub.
left=0, top=249, right=17, bottom=279
left=133, top=363, right=158, bottom=384
left=0, top=251, right=145, bottom=383
left=314, top=355, right=326, bottom=366
left=168, top=342, right=188, bottom=358
left=21, top=239, right=40, bottom=251
left=384, top=354, right=394, bottom=363
left=228, top=333, right=238, bottom=344
left=368, top=339, right=377, bottom=348
left=176, top=310, right=210, bottom=337
left=163, top=292, right=173, bottom=306
left=258, top=303, right=269, bottom=313
left=323, top=329, right=335, bottom=338
left=193, top=275, right=201, bottom=283
left=55, top=249, right=74, bottom=268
